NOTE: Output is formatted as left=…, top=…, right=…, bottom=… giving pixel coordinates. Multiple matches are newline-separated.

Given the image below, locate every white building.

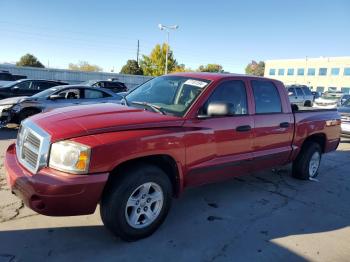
left=264, top=56, right=350, bottom=94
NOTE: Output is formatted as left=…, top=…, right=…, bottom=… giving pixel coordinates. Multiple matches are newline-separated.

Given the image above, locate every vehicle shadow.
left=0, top=144, right=349, bottom=261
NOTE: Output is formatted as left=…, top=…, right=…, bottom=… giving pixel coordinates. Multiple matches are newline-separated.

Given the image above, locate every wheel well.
left=21, top=107, right=41, bottom=113
left=108, top=155, right=180, bottom=196
left=301, top=133, right=326, bottom=153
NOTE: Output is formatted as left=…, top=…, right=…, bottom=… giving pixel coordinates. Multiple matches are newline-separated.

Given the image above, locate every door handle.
left=279, top=122, right=290, bottom=128
left=236, top=125, right=252, bottom=132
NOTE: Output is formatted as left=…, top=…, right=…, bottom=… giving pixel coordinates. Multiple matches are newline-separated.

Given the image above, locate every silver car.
left=7, top=85, right=123, bottom=123
left=287, top=85, right=314, bottom=107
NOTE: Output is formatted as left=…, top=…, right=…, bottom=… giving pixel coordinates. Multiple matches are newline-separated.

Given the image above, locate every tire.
left=19, top=108, right=40, bottom=122
left=304, top=100, right=312, bottom=107
left=100, top=163, right=172, bottom=241
left=292, top=142, right=322, bottom=180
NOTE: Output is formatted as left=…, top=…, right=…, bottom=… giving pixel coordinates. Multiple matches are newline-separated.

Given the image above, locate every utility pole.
left=158, top=24, right=179, bottom=75
left=137, top=40, right=140, bottom=64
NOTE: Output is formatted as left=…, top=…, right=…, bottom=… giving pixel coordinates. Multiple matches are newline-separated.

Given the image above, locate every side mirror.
left=198, top=101, right=234, bottom=118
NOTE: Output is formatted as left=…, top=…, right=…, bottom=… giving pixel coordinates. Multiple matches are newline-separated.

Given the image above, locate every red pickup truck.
left=5, top=73, right=341, bottom=241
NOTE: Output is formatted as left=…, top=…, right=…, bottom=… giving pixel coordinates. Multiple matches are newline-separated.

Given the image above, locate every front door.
left=185, top=79, right=254, bottom=187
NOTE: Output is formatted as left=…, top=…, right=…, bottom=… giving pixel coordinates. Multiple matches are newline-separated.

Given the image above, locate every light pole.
left=158, top=24, right=179, bottom=74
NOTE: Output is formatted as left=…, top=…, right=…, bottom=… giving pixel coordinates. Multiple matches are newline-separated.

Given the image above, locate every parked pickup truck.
left=5, top=73, right=341, bottom=241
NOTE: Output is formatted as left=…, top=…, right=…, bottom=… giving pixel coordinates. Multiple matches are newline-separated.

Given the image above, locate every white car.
left=338, top=99, right=350, bottom=136
left=313, top=92, right=343, bottom=109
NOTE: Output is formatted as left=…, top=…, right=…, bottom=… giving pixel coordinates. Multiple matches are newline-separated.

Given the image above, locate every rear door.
left=185, top=79, right=254, bottom=186
left=250, top=80, right=294, bottom=171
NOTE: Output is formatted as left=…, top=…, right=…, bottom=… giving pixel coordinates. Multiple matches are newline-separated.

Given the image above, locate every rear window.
left=251, top=80, right=282, bottom=114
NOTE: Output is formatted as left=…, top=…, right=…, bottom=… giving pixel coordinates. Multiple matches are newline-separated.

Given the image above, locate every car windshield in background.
left=125, top=75, right=211, bottom=117
left=343, top=99, right=350, bottom=107
left=32, top=88, right=58, bottom=98
left=1, top=81, right=18, bottom=88
left=81, top=80, right=96, bottom=85
left=321, top=92, right=343, bottom=100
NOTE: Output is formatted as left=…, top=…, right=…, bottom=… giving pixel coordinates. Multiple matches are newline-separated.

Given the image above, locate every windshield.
left=343, top=99, right=350, bottom=107
left=80, top=80, right=96, bottom=86
left=321, top=92, right=343, bottom=100
left=125, top=75, right=211, bottom=116
left=1, top=80, right=19, bottom=88
left=32, top=88, right=59, bottom=98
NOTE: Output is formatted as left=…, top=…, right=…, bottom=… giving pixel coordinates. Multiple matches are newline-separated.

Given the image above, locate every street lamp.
left=158, top=24, right=179, bottom=74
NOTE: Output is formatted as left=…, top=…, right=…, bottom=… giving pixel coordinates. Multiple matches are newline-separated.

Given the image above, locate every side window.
left=32, top=81, right=54, bottom=90
left=84, top=89, right=110, bottom=99
left=57, top=89, right=80, bottom=99
left=295, top=88, right=304, bottom=96
left=288, top=88, right=296, bottom=96
left=252, top=80, right=282, bottom=114
left=16, top=81, right=32, bottom=90
left=204, top=80, right=248, bottom=115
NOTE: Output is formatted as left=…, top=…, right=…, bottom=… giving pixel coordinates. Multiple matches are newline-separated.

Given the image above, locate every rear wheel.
left=304, top=100, right=312, bottom=107
left=292, top=142, right=322, bottom=180
left=100, top=163, right=172, bottom=241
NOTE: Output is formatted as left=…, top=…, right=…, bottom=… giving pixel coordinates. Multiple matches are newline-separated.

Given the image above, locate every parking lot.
left=0, top=128, right=348, bottom=261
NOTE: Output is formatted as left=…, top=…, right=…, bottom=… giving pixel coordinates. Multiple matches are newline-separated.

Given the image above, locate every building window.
left=319, top=68, right=327, bottom=76
left=269, top=69, right=276, bottom=75
left=297, top=68, right=304, bottom=75
left=328, top=87, right=337, bottom=92
left=287, top=68, right=294, bottom=75
left=316, top=86, right=325, bottom=93
left=307, top=68, right=315, bottom=76
left=344, top=68, right=350, bottom=76
left=341, top=87, right=350, bottom=94
left=331, top=68, right=340, bottom=76
left=278, top=69, right=285, bottom=76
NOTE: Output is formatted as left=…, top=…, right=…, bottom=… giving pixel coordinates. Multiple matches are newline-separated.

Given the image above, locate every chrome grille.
left=16, top=120, right=51, bottom=174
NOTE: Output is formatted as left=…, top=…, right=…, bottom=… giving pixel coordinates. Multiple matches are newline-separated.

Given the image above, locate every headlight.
left=0, top=104, right=14, bottom=111
left=49, top=141, right=91, bottom=174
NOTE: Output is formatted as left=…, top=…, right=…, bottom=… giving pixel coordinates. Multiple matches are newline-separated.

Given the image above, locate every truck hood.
left=30, top=103, right=184, bottom=141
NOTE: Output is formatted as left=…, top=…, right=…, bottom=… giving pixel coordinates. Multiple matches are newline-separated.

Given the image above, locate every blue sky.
left=1, top=0, right=349, bottom=73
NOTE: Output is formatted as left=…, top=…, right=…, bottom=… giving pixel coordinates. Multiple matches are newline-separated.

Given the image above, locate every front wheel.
left=100, top=164, right=172, bottom=241
left=292, top=142, right=322, bottom=180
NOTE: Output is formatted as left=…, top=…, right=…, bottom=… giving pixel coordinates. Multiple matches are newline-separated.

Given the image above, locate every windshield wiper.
left=130, top=101, right=166, bottom=115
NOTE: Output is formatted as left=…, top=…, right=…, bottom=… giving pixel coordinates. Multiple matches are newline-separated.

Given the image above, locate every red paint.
left=5, top=73, right=341, bottom=216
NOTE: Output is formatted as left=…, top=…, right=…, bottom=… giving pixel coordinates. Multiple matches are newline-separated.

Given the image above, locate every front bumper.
left=5, top=143, right=109, bottom=216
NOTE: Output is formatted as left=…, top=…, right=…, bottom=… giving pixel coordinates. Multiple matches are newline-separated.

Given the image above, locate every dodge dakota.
left=5, top=73, right=341, bottom=241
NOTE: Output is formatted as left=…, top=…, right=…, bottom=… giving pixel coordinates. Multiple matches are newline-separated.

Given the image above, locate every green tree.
left=68, top=61, right=102, bottom=72
left=16, top=54, right=45, bottom=68
left=197, top=64, right=224, bottom=73
left=120, top=60, right=143, bottom=75
left=245, top=60, right=265, bottom=76
left=140, top=43, right=178, bottom=76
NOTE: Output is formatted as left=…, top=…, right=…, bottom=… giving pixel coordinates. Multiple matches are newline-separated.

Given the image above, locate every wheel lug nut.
left=142, top=194, right=146, bottom=199
left=136, top=200, right=139, bottom=205
left=144, top=206, right=148, bottom=211
left=147, top=198, right=151, bottom=203
left=137, top=208, right=141, bottom=213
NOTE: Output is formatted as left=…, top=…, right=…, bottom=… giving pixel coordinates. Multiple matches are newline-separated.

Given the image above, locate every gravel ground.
left=0, top=128, right=349, bottom=262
